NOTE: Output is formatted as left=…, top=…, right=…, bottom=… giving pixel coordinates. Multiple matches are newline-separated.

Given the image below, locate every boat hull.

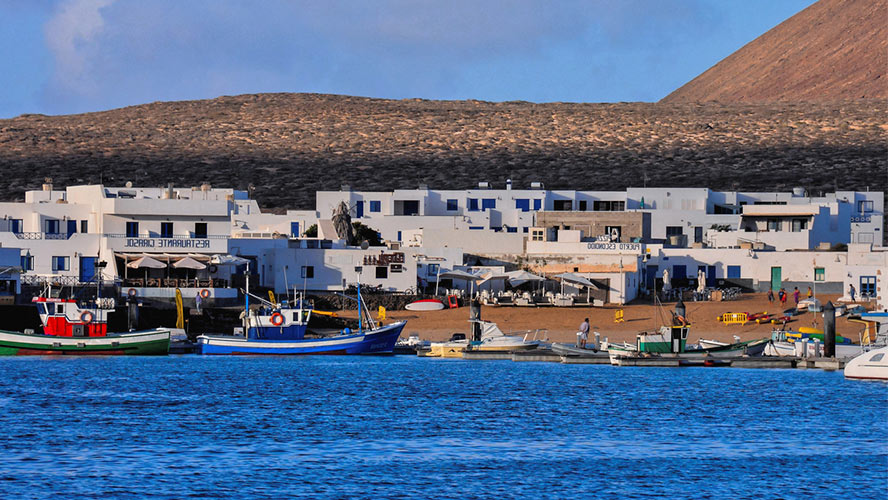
left=405, top=300, right=445, bottom=311
left=197, top=321, right=406, bottom=355
left=0, top=329, right=171, bottom=356
left=844, top=346, right=888, bottom=380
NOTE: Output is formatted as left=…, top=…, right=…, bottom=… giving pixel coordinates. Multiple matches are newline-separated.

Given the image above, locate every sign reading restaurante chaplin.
left=124, top=238, right=211, bottom=249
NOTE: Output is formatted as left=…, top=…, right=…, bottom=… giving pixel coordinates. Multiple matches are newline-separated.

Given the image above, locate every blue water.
left=0, top=356, right=885, bottom=500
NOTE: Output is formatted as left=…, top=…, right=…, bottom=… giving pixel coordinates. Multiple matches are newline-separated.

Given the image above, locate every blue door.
left=707, top=266, right=716, bottom=286
left=80, top=257, right=97, bottom=283
left=646, top=266, right=658, bottom=289
left=67, top=220, right=77, bottom=236
left=355, top=201, right=364, bottom=218
left=290, top=222, right=300, bottom=237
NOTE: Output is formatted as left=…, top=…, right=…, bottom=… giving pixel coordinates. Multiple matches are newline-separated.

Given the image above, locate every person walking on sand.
left=849, top=284, right=856, bottom=302
left=793, top=287, right=800, bottom=305
left=577, top=317, right=590, bottom=348
left=767, top=289, right=774, bottom=304
left=806, top=286, right=813, bottom=299
left=779, top=288, right=787, bottom=306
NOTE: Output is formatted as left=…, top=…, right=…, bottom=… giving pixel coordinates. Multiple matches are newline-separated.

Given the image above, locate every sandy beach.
left=338, top=293, right=866, bottom=344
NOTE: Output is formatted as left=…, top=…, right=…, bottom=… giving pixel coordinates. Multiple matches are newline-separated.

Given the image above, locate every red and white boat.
left=32, top=297, right=110, bottom=337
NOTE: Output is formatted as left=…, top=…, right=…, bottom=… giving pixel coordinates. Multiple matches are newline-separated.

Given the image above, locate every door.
left=67, top=220, right=77, bottom=236
left=80, top=257, right=97, bottom=283
left=770, top=267, right=782, bottom=291
left=646, top=266, right=658, bottom=289
left=707, top=266, right=716, bottom=287
left=672, top=265, right=687, bottom=280
left=694, top=226, right=703, bottom=243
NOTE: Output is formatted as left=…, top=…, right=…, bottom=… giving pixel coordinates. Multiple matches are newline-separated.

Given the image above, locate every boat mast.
left=244, top=261, right=250, bottom=336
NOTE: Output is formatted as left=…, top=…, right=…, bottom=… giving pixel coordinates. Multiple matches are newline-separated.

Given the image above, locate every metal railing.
left=12, top=232, right=72, bottom=240
left=103, top=233, right=230, bottom=239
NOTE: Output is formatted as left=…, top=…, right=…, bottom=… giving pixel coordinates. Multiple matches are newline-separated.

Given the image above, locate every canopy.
left=173, top=256, right=207, bottom=270
left=210, top=254, right=250, bottom=266
left=506, top=270, right=545, bottom=285
left=478, top=271, right=510, bottom=284
left=553, top=272, right=597, bottom=288
left=439, top=270, right=484, bottom=281
left=126, top=256, right=166, bottom=269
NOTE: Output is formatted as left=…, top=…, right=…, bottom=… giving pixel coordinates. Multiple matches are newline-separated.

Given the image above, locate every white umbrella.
left=553, top=272, right=596, bottom=288
left=662, top=269, right=671, bottom=292
left=210, top=254, right=249, bottom=266
left=439, top=269, right=484, bottom=281
left=173, top=257, right=207, bottom=270
left=506, top=270, right=545, bottom=286
left=126, top=256, right=166, bottom=269
left=697, top=269, right=706, bottom=293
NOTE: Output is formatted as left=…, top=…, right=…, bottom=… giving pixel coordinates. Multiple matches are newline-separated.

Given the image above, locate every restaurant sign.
left=124, top=238, right=211, bottom=249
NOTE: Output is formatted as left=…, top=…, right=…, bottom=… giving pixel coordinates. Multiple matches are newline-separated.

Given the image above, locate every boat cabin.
left=244, top=302, right=313, bottom=341
left=33, top=297, right=109, bottom=337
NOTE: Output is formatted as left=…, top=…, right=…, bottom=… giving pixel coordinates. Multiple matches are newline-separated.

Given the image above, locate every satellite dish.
left=360, top=240, right=370, bottom=250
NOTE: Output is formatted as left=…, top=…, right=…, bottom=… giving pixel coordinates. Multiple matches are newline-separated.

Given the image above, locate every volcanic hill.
left=0, top=94, right=885, bottom=210
left=663, top=0, right=888, bottom=103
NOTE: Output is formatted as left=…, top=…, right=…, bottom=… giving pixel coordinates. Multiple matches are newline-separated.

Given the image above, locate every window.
left=355, top=201, right=364, bottom=218
left=870, top=353, right=885, bottom=362
left=370, top=201, right=381, bottom=213
left=67, top=220, right=76, bottom=235
left=10, top=219, right=22, bottom=233
left=727, top=266, right=741, bottom=279
left=195, top=223, right=208, bottom=239
left=446, top=199, right=458, bottom=211
left=515, top=199, right=530, bottom=212
left=481, top=198, right=496, bottom=211
left=672, top=265, right=687, bottom=280
left=578, top=200, right=587, bottom=211
left=126, top=222, right=139, bottom=237
left=531, top=229, right=545, bottom=241
left=767, top=219, right=780, bottom=232
left=469, top=226, right=484, bottom=230
left=814, top=267, right=825, bottom=282
left=301, top=266, right=314, bottom=279
left=376, top=266, right=388, bottom=279
left=20, top=255, right=33, bottom=271
left=665, top=226, right=683, bottom=237
left=80, top=220, right=88, bottom=233
left=522, top=227, right=529, bottom=233
left=52, top=256, right=70, bottom=272
left=506, top=227, right=517, bottom=233
left=467, top=198, right=479, bottom=211
left=397, top=231, right=402, bottom=241
left=427, top=263, right=440, bottom=276
left=604, top=226, right=622, bottom=241
left=791, top=219, right=808, bottom=232
left=45, top=219, right=60, bottom=234
left=858, top=200, right=874, bottom=213
left=553, top=200, right=572, bottom=211
left=593, top=200, right=625, bottom=211
left=161, top=222, right=174, bottom=238
left=860, top=276, right=876, bottom=296
left=533, top=199, right=542, bottom=210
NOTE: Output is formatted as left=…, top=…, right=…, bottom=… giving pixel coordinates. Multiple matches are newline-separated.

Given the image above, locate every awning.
left=506, top=270, right=545, bottom=285
left=439, top=270, right=483, bottom=281
left=553, top=272, right=597, bottom=288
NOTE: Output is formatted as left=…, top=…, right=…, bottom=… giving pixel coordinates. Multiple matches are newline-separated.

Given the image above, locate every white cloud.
left=44, top=0, right=115, bottom=93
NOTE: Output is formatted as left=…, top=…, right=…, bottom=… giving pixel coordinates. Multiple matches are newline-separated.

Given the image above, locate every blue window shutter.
left=533, top=199, right=542, bottom=210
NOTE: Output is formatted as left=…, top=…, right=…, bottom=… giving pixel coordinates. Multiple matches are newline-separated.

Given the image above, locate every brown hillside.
left=663, top=0, right=888, bottom=103
left=0, top=93, right=885, bottom=211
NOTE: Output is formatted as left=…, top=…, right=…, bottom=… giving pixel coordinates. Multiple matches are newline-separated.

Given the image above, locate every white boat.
left=844, top=346, right=888, bottom=381
left=425, top=320, right=540, bottom=358
left=405, top=299, right=445, bottom=311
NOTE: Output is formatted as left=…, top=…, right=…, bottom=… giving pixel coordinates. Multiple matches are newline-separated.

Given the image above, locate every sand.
left=338, top=293, right=865, bottom=344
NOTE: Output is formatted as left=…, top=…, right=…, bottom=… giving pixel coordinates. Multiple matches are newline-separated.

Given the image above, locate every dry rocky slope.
left=0, top=94, right=885, bottom=211
left=663, top=0, right=887, bottom=103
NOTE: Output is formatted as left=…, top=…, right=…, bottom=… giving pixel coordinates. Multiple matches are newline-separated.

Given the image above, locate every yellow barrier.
left=614, top=309, right=624, bottom=323
left=720, top=312, right=748, bottom=325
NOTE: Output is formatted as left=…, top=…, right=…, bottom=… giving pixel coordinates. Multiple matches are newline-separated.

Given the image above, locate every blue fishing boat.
left=197, top=272, right=404, bottom=354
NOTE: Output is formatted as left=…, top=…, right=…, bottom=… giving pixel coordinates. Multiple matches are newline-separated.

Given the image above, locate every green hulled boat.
left=0, top=329, right=171, bottom=355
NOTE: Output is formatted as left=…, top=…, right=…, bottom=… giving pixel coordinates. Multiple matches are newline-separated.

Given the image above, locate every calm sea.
left=0, top=356, right=885, bottom=500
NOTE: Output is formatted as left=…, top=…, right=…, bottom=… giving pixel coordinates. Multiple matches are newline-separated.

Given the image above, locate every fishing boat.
left=424, top=320, right=541, bottom=358
left=844, top=346, right=888, bottom=381
left=197, top=278, right=405, bottom=355
left=0, top=296, right=170, bottom=356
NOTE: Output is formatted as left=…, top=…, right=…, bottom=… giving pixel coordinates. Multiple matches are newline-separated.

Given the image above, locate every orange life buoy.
left=80, top=311, right=94, bottom=324
left=676, top=315, right=687, bottom=326
left=270, top=312, right=284, bottom=326
left=127, top=288, right=137, bottom=297
left=199, top=289, right=211, bottom=299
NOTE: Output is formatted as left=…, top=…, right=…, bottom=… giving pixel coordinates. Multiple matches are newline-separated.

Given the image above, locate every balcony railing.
left=103, top=233, right=230, bottom=239
left=12, top=232, right=72, bottom=240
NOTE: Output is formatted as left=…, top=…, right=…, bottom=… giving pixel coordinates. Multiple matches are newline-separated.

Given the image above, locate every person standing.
left=806, top=286, right=813, bottom=299
left=767, top=289, right=774, bottom=304
left=793, top=287, right=800, bottom=305
left=849, top=284, right=856, bottom=302
left=779, top=288, right=787, bottom=306
left=577, top=317, right=590, bottom=348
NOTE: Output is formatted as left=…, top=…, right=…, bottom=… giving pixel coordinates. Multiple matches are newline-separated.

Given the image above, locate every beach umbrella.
left=662, top=269, right=671, bottom=291
left=697, top=269, right=706, bottom=293
left=506, top=270, right=544, bottom=286
left=439, top=269, right=484, bottom=297
left=554, top=272, right=597, bottom=301
left=478, top=271, right=510, bottom=294
left=210, top=254, right=250, bottom=266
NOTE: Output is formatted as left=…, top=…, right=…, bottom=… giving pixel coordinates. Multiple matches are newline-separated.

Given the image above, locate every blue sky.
left=0, top=0, right=816, bottom=118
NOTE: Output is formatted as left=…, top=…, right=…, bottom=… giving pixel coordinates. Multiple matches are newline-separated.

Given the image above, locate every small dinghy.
left=405, top=299, right=445, bottom=311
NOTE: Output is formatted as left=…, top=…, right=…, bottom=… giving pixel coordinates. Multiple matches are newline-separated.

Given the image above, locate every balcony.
left=13, top=232, right=72, bottom=240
